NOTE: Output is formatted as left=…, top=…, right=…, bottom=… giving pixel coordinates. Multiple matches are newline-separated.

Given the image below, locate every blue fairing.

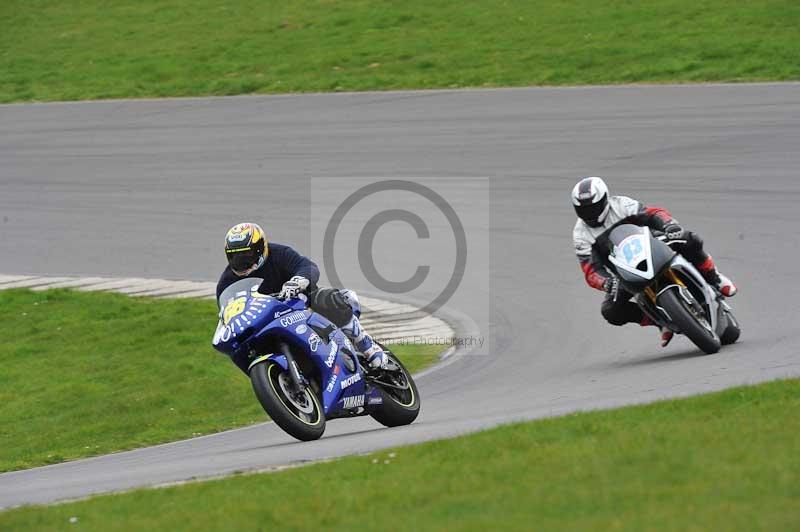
left=212, top=278, right=378, bottom=416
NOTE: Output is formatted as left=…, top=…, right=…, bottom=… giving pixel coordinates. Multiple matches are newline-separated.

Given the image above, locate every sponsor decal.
left=325, top=341, right=338, bottom=367
left=295, top=324, right=308, bottom=335
left=226, top=223, right=251, bottom=242
left=273, top=308, right=293, bottom=319
left=308, top=333, right=321, bottom=352
left=368, top=396, right=383, bottom=406
left=340, top=372, right=362, bottom=390
left=342, top=395, right=365, bottom=409
left=279, top=312, right=305, bottom=327
left=326, top=373, right=338, bottom=393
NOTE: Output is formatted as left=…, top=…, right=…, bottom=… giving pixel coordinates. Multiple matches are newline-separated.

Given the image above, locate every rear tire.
left=658, top=289, right=721, bottom=354
left=720, top=310, right=741, bottom=345
left=369, top=350, right=420, bottom=427
left=250, top=361, right=326, bottom=441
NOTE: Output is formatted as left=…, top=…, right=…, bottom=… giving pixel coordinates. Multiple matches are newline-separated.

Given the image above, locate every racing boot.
left=715, top=272, right=737, bottom=297
left=660, top=327, right=674, bottom=347
left=340, top=315, right=388, bottom=370
left=697, top=256, right=737, bottom=297
left=642, top=315, right=673, bottom=347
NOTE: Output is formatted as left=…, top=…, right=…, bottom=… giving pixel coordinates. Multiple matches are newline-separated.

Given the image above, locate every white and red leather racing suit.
left=573, top=196, right=718, bottom=326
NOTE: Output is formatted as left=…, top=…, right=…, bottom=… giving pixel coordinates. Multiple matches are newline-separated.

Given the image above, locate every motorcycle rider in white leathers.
left=572, top=177, right=737, bottom=347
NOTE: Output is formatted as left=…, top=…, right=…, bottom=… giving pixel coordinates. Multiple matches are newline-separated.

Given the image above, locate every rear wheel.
left=368, top=350, right=420, bottom=427
left=658, top=288, right=721, bottom=354
left=250, top=361, right=326, bottom=441
left=720, top=309, right=741, bottom=345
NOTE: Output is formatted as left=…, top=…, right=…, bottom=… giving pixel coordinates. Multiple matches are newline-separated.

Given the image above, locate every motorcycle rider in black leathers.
left=572, top=177, right=737, bottom=347
left=216, top=222, right=388, bottom=373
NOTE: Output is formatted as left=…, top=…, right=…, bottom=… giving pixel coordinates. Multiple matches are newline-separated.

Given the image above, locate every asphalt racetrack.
left=1, top=83, right=799, bottom=507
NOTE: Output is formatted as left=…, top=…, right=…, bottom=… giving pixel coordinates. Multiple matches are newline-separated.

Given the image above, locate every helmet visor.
left=227, top=247, right=259, bottom=275
left=574, top=193, right=608, bottom=225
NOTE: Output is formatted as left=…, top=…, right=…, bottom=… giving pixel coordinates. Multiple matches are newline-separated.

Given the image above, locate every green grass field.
left=1, top=0, right=798, bottom=102
left=2, top=378, right=797, bottom=530
left=0, top=289, right=441, bottom=472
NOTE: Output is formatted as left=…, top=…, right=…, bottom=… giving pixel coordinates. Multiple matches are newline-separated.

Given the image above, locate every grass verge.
left=0, top=288, right=441, bottom=472
left=3, top=378, right=798, bottom=530
left=1, top=0, right=799, bottom=103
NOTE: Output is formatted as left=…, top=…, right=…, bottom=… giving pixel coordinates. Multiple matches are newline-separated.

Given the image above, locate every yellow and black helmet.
left=224, top=223, right=268, bottom=276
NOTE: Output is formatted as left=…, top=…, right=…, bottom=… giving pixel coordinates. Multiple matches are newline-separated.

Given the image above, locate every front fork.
left=640, top=267, right=687, bottom=328
left=280, top=342, right=309, bottom=394
left=642, top=264, right=716, bottom=333
left=247, top=343, right=309, bottom=394
left=643, top=268, right=685, bottom=304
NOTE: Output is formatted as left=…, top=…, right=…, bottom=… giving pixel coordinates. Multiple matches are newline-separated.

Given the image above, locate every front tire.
left=250, top=361, right=326, bottom=441
left=658, top=289, right=721, bottom=354
left=369, top=350, right=420, bottom=427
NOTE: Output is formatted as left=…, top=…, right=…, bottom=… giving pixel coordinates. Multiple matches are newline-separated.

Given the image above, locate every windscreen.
left=607, top=224, right=643, bottom=248
left=216, top=278, right=263, bottom=309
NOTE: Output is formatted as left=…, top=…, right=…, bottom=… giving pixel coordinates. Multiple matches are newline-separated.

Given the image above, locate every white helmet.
left=571, top=177, right=610, bottom=228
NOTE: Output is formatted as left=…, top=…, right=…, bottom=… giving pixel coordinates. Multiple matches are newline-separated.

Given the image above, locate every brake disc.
left=277, top=372, right=314, bottom=414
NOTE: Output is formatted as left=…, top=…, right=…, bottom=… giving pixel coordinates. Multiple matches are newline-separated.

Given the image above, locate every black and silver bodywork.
left=604, top=224, right=740, bottom=354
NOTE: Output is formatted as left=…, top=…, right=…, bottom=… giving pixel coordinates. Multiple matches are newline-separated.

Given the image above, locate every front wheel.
left=250, top=361, right=326, bottom=441
left=658, top=289, right=721, bottom=354
left=369, top=350, right=420, bottom=427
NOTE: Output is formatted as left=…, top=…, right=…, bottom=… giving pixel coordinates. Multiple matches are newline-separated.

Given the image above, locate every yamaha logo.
left=342, top=395, right=365, bottom=409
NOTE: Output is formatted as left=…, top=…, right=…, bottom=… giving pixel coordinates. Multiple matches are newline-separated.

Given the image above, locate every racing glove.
left=278, top=276, right=310, bottom=300
left=662, top=221, right=685, bottom=242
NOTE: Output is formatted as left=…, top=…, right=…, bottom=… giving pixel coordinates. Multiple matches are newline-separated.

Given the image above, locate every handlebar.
left=264, top=292, right=309, bottom=304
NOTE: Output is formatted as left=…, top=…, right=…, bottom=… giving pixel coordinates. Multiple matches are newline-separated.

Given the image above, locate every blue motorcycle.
left=212, top=278, right=420, bottom=441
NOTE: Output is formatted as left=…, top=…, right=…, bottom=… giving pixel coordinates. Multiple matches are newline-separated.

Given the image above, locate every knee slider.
left=601, top=302, right=628, bottom=326
left=309, top=288, right=354, bottom=327
left=338, top=289, right=361, bottom=317
left=685, top=231, right=704, bottom=253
